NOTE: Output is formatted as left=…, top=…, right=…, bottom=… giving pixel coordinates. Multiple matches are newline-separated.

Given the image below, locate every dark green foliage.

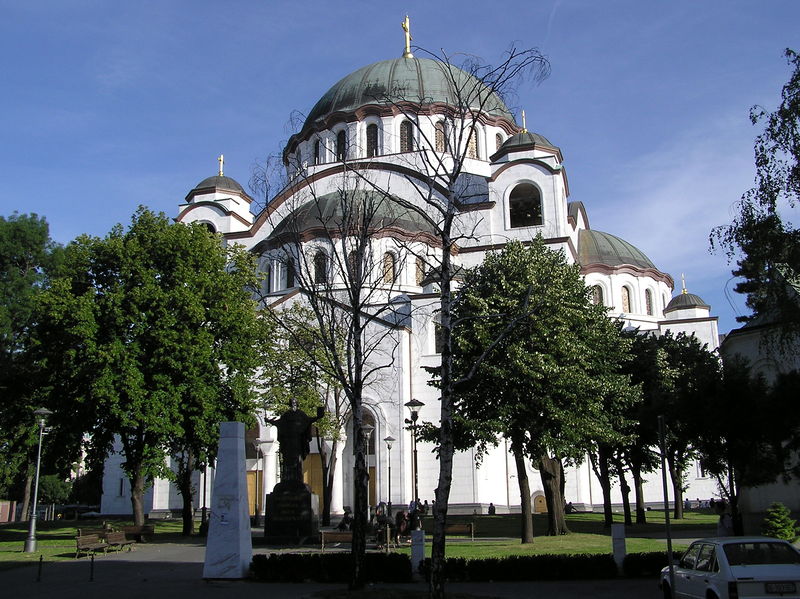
left=419, top=553, right=618, bottom=582
left=761, top=502, right=798, bottom=541
left=37, top=474, right=72, bottom=504
left=622, top=551, right=682, bottom=578
left=712, top=49, right=800, bottom=336
left=250, top=552, right=412, bottom=583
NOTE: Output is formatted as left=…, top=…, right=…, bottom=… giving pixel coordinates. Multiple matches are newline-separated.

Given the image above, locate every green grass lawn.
left=0, top=519, right=185, bottom=569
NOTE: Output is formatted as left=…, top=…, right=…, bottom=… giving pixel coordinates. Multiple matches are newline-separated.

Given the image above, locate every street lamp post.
left=253, top=439, right=266, bottom=527
left=384, top=436, right=395, bottom=516
left=363, top=423, right=374, bottom=523
left=24, top=407, right=52, bottom=553
left=404, top=399, right=424, bottom=529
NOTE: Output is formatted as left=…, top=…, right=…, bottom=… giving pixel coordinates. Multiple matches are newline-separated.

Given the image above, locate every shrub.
left=421, top=553, right=617, bottom=582
left=762, top=502, right=799, bottom=541
left=250, top=552, right=412, bottom=583
left=623, top=551, right=682, bottom=578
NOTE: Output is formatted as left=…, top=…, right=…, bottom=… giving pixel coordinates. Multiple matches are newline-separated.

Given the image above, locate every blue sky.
left=2, top=0, right=798, bottom=335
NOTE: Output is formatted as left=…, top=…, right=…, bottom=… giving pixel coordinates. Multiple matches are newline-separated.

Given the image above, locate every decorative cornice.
left=176, top=201, right=252, bottom=228
left=581, top=263, right=675, bottom=289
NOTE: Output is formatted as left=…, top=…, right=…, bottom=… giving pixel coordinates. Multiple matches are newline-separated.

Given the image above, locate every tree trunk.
left=20, top=468, right=33, bottom=522
left=539, top=454, right=569, bottom=535
left=591, top=447, right=614, bottom=527
left=323, top=441, right=338, bottom=527
left=176, top=451, right=196, bottom=536
left=667, top=454, right=684, bottom=519
left=349, top=403, right=368, bottom=590
left=511, top=442, right=533, bottom=543
left=614, top=457, right=633, bottom=526
left=631, top=466, right=647, bottom=525
left=129, top=464, right=147, bottom=527
left=728, top=462, right=743, bottom=536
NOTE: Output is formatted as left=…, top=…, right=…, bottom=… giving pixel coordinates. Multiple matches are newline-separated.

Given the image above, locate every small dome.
left=303, top=57, right=514, bottom=130
left=192, top=175, right=245, bottom=194
left=499, top=130, right=556, bottom=151
left=664, top=292, right=710, bottom=313
left=265, top=190, right=438, bottom=245
left=578, top=229, right=656, bottom=270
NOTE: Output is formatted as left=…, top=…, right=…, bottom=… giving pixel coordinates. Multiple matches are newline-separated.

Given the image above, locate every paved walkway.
left=2, top=539, right=666, bottom=599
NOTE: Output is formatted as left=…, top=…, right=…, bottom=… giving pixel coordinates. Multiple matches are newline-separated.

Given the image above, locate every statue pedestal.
left=264, top=480, right=319, bottom=544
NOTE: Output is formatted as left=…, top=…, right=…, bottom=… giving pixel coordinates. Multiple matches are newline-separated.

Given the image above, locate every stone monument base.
left=264, top=480, right=319, bottom=544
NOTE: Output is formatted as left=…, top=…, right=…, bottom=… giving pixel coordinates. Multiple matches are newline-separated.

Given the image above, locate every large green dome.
left=578, top=229, right=656, bottom=270
left=304, top=57, right=515, bottom=129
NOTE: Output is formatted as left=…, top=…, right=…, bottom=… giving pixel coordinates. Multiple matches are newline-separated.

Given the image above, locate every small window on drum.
left=435, top=121, right=446, bottom=152
left=285, top=257, right=295, bottom=288
left=313, top=251, right=328, bottom=284
left=314, top=140, right=321, bottom=164
left=645, top=289, right=654, bottom=315
left=467, top=130, right=478, bottom=159
left=591, top=285, right=604, bottom=306
left=508, top=184, right=543, bottom=228
left=400, top=120, right=414, bottom=153
left=415, top=257, right=426, bottom=286
left=336, top=130, right=347, bottom=161
left=621, top=286, right=632, bottom=313
left=382, top=252, right=397, bottom=283
left=496, top=133, right=503, bottom=152
left=366, top=124, right=379, bottom=158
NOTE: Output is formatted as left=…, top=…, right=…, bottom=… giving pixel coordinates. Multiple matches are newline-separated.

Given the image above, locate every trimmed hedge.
left=420, top=553, right=618, bottom=582
left=250, top=552, right=412, bottom=583
left=622, top=551, right=682, bottom=578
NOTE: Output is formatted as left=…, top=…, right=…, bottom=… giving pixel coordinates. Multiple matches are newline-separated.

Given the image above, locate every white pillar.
left=330, top=435, right=346, bottom=515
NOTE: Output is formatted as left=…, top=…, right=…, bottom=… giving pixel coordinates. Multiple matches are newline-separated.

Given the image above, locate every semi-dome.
left=499, top=130, right=556, bottom=151
left=304, top=57, right=515, bottom=129
left=664, top=292, right=710, bottom=313
left=192, top=175, right=245, bottom=194
left=578, top=229, right=657, bottom=270
left=264, top=190, right=438, bottom=246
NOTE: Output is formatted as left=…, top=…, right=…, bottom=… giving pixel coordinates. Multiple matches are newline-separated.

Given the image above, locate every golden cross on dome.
left=681, top=273, right=687, bottom=294
left=521, top=110, right=528, bottom=133
left=401, top=15, right=413, bottom=58
left=218, top=154, right=224, bottom=176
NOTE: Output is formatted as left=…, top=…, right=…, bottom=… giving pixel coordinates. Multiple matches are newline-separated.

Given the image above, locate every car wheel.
left=662, top=584, right=672, bottom=599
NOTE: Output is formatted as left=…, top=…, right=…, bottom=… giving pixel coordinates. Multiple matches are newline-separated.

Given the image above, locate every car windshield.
left=724, top=542, right=800, bottom=566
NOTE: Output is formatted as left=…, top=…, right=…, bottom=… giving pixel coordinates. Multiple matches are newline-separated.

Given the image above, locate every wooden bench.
left=121, top=525, right=154, bottom=542
left=105, top=531, right=136, bottom=552
left=320, top=530, right=353, bottom=552
left=75, top=534, right=107, bottom=558
left=444, top=522, right=475, bottom=541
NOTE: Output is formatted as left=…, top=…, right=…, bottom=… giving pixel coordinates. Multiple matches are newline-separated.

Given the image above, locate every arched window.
left=382, top=252, right=397, bottom=283
left=621, top=286, right=631, bottom=313
left=314, top=140, right=321, bottom=165
left=347, top=250, right=359, bottom=280
left=366, top=124, right=378, bottom=158
left=496, top=133, right=503, bottom=152
left=508, top=184, right=543, bottom=228
left=645, top=289, right=654, bottom=316
left=400, top=120, right=414, bottom=153
left=285, top=257, right=295, bottom=288
left=415, top=257, right=426, bottom=286
left=434, top=317, right=444, bottom=354
left=467, top=130, right=478, bottom=159
left=591, top=285, right=604, bottom=306
left=313, top=251, right=328, bottom=284
left=336, top=130, right=347, bottom=161
left=435, top=121, right=446, bottom=153
left=263, top=262, right=271, bottom=294
left=202, top=222, right=216, bottom=234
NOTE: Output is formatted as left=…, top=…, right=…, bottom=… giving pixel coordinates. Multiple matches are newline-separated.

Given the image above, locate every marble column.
left=330, top=435, right=346, bottom=515
left=202, top=422, right=252, bottom=579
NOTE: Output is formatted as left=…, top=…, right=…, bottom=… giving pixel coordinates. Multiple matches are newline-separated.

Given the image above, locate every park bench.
left=105, top=531, right=136, bottom=552
left=77, top=527, right=109, bottom=539
left=443, top=522, right=475, bottom=541
left=75, top=534, right=108, bottom=558
left=320, top=530, right=353, bottom=552
left=121, top=525, right=155, bottom=542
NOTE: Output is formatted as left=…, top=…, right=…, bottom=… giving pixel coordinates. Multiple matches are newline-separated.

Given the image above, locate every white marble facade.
left=101, top=45, right=722, bottom=519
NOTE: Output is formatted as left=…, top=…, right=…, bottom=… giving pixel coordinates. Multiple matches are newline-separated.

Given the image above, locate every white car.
left=660, top=537, right=800, bottom=599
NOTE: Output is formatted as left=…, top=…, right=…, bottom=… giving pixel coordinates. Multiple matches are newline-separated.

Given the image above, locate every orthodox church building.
left=101, top=28, right=720, bottom=518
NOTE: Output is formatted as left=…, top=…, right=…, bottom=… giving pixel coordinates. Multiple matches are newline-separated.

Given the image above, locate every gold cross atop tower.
left=681, top=273, right=687, bottom=294
left=401, top=15, right=413, bottom=58
left=521, top=109, right=528, bottom=133
left=218, top=154, right=224, bottom=176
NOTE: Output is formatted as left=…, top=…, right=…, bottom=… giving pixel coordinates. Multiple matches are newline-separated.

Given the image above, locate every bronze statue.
left=267, top=399, right=324, bottom=484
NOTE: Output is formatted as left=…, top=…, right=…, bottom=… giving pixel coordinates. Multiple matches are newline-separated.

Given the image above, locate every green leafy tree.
left=35, top=207, right=264, bottom=527
left=38, top=475, right=72, bottom=505
left=450, top=239, right=636, bottom=538
left=762, top=502, right=798, bottom=541
left=0, top=213, right=62, bottom=513
left=712, top=49, right=800, bottom=340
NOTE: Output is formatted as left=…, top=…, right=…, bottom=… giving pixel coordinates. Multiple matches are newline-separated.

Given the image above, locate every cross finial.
left=681, top=273, right=687, bottom=294
left=521, top=110, right=528, bottom=133
left=217, top=154, right=224, bottom=176
left=401, top=15, right=413, bottom=58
